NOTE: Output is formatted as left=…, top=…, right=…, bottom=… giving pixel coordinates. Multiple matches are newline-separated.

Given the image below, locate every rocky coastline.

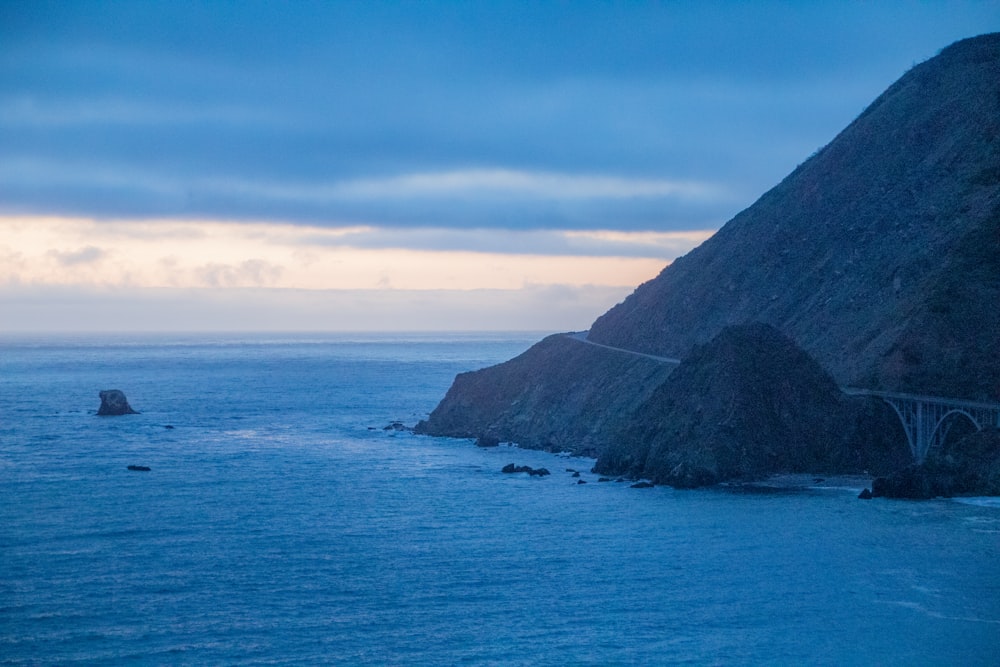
left=416, top=34, right=1000, bottom=498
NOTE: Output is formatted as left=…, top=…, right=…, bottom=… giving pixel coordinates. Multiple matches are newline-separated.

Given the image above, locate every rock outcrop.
left=97, top=389, right=138, bottom=416
left=415, top=333, right=673, bottom=457
left=593, top=324, right=907, bottom=486
left=501, top=464, right=551, bottom=477
left=872, top=429, right=1000, bottom=498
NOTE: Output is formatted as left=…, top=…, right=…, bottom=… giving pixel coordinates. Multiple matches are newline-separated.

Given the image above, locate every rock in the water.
left=97, top=389, right=138, bottom=416
left=475, top=434, right=500, bottom=447
left=383, top=421, right=410, bottom=432
left=501, top=464, right=550, bottom=476
left=127, top=465, right=151, bottom=471
left=858, top=488, right=873, bottom=500
left=630, top=481, right=655, bottom=489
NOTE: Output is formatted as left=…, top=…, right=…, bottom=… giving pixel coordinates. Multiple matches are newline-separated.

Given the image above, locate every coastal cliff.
left=417, top=34, right=1000, bottom=489
left=415, top=333, right=673, bottom=458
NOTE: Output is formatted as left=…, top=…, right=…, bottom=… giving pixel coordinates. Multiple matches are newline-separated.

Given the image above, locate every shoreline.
left=735, top=473, right=873, bottom=492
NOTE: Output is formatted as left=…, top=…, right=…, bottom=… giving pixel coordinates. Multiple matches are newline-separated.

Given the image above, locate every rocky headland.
left=591, top=324, right=908, bottom=488
left=417, top=34, right=1000, bottom=496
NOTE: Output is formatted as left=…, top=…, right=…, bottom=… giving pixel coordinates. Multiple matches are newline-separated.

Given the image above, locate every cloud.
left=194, top=259, right=284, bottom=288
left=299, top=169, right=722, bottom=201
left=47, top=245, right=106, bottom=266
left=1, top=161, right=723, bottom=203
left=0, top=95, right=276, bottom=128
left=2, top=3, right=996, bottom=240
left=319, top=226, right=716, bottom=259
left=0, top=156, right=735, bottom=231
left=0, top=215, right=692, bottom=292
left=0, top=284, right=636, bottom=333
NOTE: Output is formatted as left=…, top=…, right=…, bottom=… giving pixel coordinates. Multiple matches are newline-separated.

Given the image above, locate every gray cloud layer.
left=1, top=2, right=998, bottom=234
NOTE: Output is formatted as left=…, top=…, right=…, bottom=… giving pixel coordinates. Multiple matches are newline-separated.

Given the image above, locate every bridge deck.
left=843, top=388, right=1000, bottom=412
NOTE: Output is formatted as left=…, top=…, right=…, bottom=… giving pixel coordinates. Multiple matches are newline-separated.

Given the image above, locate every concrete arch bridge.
left=844, top=389, right=1000, bottom=463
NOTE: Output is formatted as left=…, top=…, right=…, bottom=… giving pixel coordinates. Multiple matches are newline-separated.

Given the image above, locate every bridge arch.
left=843, top=389, right=1000, bottom=463
left=930, top=409, right=982, bottom=452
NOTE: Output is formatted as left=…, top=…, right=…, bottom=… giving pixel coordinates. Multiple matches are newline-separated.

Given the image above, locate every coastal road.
left=565, top=331, right=682, bottom=365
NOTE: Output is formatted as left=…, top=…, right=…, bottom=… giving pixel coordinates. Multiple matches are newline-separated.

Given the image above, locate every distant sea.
left=2, top=332, right=998, bottom=665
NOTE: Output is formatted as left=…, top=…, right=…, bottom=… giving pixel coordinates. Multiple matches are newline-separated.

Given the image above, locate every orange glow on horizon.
left=0, top=216, right=690, bottom=292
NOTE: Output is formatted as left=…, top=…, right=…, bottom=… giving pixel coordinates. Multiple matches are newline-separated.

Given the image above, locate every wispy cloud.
left=0, top=158, right=732, bottom=230
left=0, top=283, right=636, bottom=333
left=1, top=216, right=698, bottom=292
left=317, top=226, right=717, bottom=259
left=291, top=169, right=723, bottom=201
left=0, top=163, right=719, bottom=203
left=0, top=95, right=276, bottom=127
left=47, top=245, right=106, bottom=266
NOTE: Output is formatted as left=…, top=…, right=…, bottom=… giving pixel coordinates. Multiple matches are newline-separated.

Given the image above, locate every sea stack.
left=97, top=389, right=139, bottom=416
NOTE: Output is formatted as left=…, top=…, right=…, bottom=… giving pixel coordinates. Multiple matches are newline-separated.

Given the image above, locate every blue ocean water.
left=1, top=333, right=998, bottom=665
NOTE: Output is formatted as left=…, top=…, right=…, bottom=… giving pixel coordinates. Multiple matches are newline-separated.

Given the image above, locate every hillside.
left=417, top=34, right=1000, bottom=482
left=592, top=324, right=908, bottom=486
left=589, top=33, right=1000, bottom=400
left=415, top=333, right=673, bottom=457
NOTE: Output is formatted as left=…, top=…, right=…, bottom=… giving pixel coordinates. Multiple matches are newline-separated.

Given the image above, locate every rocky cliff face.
left=593, top=324, right=908, bottom=486
left=589, top=33, right=1000, bottom=401
left=873, top=428, right=1000, bottom=499
left=415, top=334, right=673, bottom=458
left=417, top=34, right=1000, bottom=487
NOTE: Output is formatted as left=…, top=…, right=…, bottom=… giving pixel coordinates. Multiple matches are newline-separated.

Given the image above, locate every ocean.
left=1, top=333, right=998, bottom=665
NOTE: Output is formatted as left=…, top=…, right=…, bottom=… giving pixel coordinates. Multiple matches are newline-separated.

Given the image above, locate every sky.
left=2, top=1, right=999, bottom=333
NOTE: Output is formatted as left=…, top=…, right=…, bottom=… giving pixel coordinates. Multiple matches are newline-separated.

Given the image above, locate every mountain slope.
left=588, top=33, right=1000, bottom=399
left=415, top=333, right=673, bottom=457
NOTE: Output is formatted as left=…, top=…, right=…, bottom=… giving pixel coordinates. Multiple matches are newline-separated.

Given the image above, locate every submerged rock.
left=97, top=389, right=138, bottom=416
left=384, top=421, right=410, bottom=432
left=127, top=465, right=151, bottom=471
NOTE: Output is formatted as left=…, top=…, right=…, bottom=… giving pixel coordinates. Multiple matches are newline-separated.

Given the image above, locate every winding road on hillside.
left=565, top=331, right=681, bottom=365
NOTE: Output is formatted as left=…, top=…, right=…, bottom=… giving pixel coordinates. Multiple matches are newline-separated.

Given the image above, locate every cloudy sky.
left=2, top=1, right=998, bottom=332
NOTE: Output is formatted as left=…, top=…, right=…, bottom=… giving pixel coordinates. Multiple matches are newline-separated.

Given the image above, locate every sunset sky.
left=2, top=1, right=998, bottom=332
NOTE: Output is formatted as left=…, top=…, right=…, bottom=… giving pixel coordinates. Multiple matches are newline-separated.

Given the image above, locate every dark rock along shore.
left=417, top=34, right=1000, bottom=495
